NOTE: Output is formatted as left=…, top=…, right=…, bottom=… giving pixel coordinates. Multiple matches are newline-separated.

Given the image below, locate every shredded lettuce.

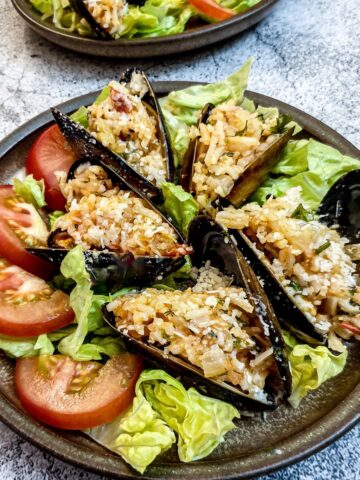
left=252, top=139, right=360, bottom=209
left=161, top=59, right=253, bottom=164
left=49, top=210, right=65, bottom=230
left=220, top=0, right=261, bottom=14
left=13, top=175, right=46, bottom=208
left=283, top=331, right=348, bottom=407
left=161, top=182, right=199, bottom=235
left=87, top=369, right=239, bottom=473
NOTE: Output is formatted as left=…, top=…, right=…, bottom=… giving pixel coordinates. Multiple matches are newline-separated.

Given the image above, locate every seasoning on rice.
left=54, top=165, right=189, bottom=257
left=86, top=75, right=167, bottom=187
left=189, top=101, right=280, bottom=212
left=108, top=286, right=278, bottom=401
left=216, top=187, right=360, bottom=348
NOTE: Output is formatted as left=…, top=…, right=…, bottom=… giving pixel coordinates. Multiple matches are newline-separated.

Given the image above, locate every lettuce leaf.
left=141, top=370, right=240, bottom=462
left=0, top=333, right=54, bottom=358
left=49, top=210, right=65, bottom=230
left=220, top=0, right=261, bottom=14
left=161, top=59, right=252, bottom=164
left=283, top=331, right=348, bottom=407
left=161, top=182, right=199, bottom=235
left=87, top=369, right=239, bottom=473
left=252, top=139, right=360, bottom=209
left=13, top=175, right=46, bottom=208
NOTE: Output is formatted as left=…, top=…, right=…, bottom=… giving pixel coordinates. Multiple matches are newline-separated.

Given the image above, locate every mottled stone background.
left=0, top=0, right=359, bottom=478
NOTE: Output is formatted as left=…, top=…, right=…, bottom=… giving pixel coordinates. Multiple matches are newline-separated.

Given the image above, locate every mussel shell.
left=188, top=215, right=291, bottom=403
left=317, top=169, right=360, bottom=245
left=182, top=103, right=294, bottom=207
left=51, top=108, right=163, bottom=204
left=102, top=305, right=282, bottom=411
left=228, top=229, right=326, bottom=345
left=119, top=68, right=175, bottom=184
left=27, top=246, right=186, bottom=293
left=69, top=0, right=112, bottom=39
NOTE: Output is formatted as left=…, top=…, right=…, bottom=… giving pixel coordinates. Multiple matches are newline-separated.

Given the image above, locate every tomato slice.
left=0, top=258, right=74, bottom=337
left=340, top=322, right=360, bottom=336
left=188, top=0, right=235, bottom=21
left=0, top=185, right=55, bottom=279
left=26, top=125, right=76, bottom=211
left=15, top=354, right=142, bottom=429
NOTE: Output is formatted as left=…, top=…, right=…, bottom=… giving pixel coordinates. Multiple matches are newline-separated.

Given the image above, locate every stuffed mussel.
left=104, top=215, right=291, bottom=409
left=216, top=186, right=360, bottom=349
left=58, top=68, right=174, bottom=190
left=182, top=101, right=294, bottom=214
left=28, top=159, right=191, bottom=291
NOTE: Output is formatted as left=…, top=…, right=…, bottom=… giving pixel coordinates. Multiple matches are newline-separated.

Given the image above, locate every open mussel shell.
left=227, top=229, right=326, bottom=345
left=69, top=0, right=113, bottom=39
left=119, top=68, right=175, bottom=184
left=182, top=103, right=294, bottom=208
left=51, top=108, right=163, bottom=204
left=27, top=243, right=185, bottom=293
left=318, top=169, right=360, bottom=249
left=188, top=215, right=291, bottom=404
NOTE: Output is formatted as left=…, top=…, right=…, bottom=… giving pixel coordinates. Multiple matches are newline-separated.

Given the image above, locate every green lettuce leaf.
left=49, top=210, right=65, bottom=230
left=283, top=331, right=348, bottom=407
left=29, top=0, right=53, bottom=15
left=0, top=333, right=54, bottom=358
left=161, top=182, right=199, bottom=235
left=87, top=369, right=239, bottom=473
left=161, top=59, right=252, bottom=164
left=220, top=0, right=261, bottom=13
left=13, top=175, right=46, bottom=208
left=252, top=139, right=360, bottom=209
left=141, top=370, right=239, bottom=462
left=70, top=106, right=88, bottom=128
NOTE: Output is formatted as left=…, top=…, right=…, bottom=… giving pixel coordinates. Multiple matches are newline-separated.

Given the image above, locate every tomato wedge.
left=0, top=185, right=55, bottom=279
left=188, top=0, right=235, bottom=21
left=15, top=354, right=142, bottom=429
left=26, top=125, right=76, bottom=211
left=0, top=258, right=74, bottom=337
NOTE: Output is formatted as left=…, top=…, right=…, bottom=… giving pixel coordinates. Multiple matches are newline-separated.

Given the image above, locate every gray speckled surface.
left=0, top=0, right=359, bottom=478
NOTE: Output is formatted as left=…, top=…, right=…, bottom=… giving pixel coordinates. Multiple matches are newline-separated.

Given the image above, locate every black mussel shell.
left=69, top=0, right=113, bottom=39
left=27, top=245, right=185, bottom=293
left=119, top=68, right=175, bottom=184
left=51, top=108, right=163, bottom=204
left=188, top=215, right=291, bottom=404
left=317, top=169, right=360, bottom=245
left=182, top=103, right=294, bottom=208
left=228, top=229, right=326, bottom=345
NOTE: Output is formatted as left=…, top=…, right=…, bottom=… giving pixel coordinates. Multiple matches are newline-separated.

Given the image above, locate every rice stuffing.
left=216, top=187, right=360, bottom=348
left=86, top=74, right=167, bottom=187
left=54, top=165, right=188, bottom=257
left=108, top=286, right=278, bottom=400
left=83, top=0, right=128, bottom=37
left=189, top=101, right=280, bottom=212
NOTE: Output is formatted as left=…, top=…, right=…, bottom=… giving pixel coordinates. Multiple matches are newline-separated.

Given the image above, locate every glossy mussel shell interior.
left=103, top=215, right=291, bottom=410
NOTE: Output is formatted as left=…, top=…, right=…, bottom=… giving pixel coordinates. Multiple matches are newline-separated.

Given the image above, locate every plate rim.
left=11, top=0, right=279, bottom=56
left=0, top=82, right=359, bottom=479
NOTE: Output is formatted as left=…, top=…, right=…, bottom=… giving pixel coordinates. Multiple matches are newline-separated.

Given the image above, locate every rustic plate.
left=11, top=0, right=278, bottom=58
left=0, top=82, right=359, bottom=480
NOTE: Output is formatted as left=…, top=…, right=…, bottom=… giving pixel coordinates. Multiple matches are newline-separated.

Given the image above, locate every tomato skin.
left=15, top=354, right=143, bottom=430
left=0, top=186, right=55, bottom=279
left=26, top=125, right=76, bottom=211
left=188, top=0, right=235, bottom=21
left=0, top=290, right=74, bottom=337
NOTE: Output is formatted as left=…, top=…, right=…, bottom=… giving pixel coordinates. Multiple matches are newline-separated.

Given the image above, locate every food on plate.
left=216, top=187, right=360, bottom=350
left=15, top=353, right=142, bottom=429
left=0, top=258, right=74, bottom=337
left=1, top=61, right=359, bottom=474
left=182, top=102, right=293, bottom=213
left=28, top=0, right=261, bottom=40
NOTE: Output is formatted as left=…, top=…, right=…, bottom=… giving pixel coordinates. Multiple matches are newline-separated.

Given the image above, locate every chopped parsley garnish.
left=291, top=204, right=314, bottom=222
left=290, top=280, right=302, bottom=292
left=315, top=241, right=331, bottom=255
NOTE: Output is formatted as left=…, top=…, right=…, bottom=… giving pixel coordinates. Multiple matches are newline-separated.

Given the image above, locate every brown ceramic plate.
left=11, top=0, right=278, bottom=58
left=0, top=82, right=359, bottom=479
